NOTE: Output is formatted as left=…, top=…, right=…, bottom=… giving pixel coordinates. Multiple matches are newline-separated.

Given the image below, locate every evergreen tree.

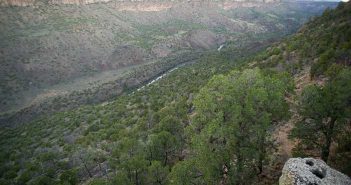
left=291, top=69, right=351, bottom=162
left=146, top=161, right=169, bottom=185
left=182, top=68, right=290, bottom=184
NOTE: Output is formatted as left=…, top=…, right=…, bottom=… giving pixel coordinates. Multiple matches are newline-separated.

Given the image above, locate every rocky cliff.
left=279, top=158, right=351, bottom=185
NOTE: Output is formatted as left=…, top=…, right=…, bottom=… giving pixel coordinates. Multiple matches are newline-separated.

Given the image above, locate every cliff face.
left=0, top=0, right=280, bottom=8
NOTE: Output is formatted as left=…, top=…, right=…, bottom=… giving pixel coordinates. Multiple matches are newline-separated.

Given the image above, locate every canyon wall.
left=0, top=0, right=281, bottom=8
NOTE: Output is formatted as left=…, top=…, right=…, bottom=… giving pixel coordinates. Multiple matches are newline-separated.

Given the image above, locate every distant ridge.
left=0, top=0, right=281, bottom=7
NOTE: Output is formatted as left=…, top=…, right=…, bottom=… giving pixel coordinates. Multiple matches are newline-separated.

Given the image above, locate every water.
left=218, top=44, right=224, bottom=52
left=136, top=65, right=181, bottom=91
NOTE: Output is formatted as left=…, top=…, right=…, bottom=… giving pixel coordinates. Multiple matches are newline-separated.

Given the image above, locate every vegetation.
left=0, top=51, right=246, bottom=184
left=251, top=1, right=351, bottom=175
left=0, top=1, right=350, bottom=185
left=291, top=68, right=351, bottom=163
left=169, top=68, right=292, bottom=184
left=252, top=2, right=351, bottom=78
left=0, top=1, right=332, bottom=120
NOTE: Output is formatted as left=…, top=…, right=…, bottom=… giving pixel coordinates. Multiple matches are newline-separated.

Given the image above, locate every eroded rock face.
left=279, top=158, right=351, bottom=185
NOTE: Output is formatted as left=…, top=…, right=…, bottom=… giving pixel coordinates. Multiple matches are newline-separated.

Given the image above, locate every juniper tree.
left=179, top=68, right=290, bottom=184
left=291, top=69, right=351, bottom=162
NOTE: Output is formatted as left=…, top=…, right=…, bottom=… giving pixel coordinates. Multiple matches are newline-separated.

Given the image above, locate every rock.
left=279, top=158, right=351, bottom=185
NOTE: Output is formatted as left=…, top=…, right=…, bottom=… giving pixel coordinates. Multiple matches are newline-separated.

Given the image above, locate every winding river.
left=136, top=45, right=225, bottom=93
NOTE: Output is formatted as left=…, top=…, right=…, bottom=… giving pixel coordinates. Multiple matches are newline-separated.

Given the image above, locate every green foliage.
left=2, top=170, right=17, bottom=179
left=180, top=68, right=291, bottom=184
left=17, top=170, right=32, bottom=184
left=0, top=46, right=249, bottom=184
left=147, top=131, right=179, bottom=166
left=333, top=128, right=351, bottom=175
left=28, top=175, right=57, bottom=185
left=111, top=172, right=131, bottom=185
left=59, top=169, right=78, bottom=185
left=1, top=2, right=349, bottom=184
left=291, top=68, right=351, bottom=162
left=88, top=178, right=108, bottom=185
left=252, top=2, right=351, bottom=78
left=147, top=161, right=169, bottom=185
left=168, top=159, right=198, bottom=185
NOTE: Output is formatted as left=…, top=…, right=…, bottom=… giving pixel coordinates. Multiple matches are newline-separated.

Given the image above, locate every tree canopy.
left=171, top=68, right=292, bottom=184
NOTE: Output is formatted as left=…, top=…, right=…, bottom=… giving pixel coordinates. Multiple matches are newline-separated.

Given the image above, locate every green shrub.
left=88, top=178, right=109, bottom=185
left=17, top=170, right=32, bottom=184
left=59, top=169, right=78, bottom=185
left=2, top=170, right=17, bottom=179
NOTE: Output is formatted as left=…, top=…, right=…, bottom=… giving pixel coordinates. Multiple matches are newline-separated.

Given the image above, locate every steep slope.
left=252, top=2, right=351, bottom=77
left=177, top=2, right=351, bottom=184
left=247, top=1, right=351, bottom=180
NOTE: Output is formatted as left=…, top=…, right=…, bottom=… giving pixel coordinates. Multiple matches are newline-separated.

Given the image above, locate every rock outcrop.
left=279, top=158, right=351, bottom=185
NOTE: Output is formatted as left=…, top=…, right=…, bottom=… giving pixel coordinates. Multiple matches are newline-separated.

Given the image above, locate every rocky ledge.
left=279, top=158, right=351, bottom=185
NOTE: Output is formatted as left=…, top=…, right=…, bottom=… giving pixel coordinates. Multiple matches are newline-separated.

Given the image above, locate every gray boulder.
left=279, top=158, right=351, bottom=185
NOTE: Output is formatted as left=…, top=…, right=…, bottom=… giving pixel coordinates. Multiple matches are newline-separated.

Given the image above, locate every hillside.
left=0, top=1, right=350, bottom=185
left=0, top=1, right=334, bottom=126
left=248, top=1, right=351, bottom=180
left=252, top=1, right=351, bottom=77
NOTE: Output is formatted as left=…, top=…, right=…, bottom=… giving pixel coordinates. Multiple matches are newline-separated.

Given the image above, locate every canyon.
left=0, top=1, right=349, bottom=185
left=0, top=0, right=335, bottom=126
left=0, top=0, right=281, bottom=7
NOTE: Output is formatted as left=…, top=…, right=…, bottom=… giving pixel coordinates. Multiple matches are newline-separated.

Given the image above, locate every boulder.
left=279, top=158, right=351, bottom=185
